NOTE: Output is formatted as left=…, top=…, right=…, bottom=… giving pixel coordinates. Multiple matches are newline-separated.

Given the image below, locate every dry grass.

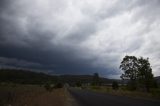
left=0, top=84, right=70, bottom=106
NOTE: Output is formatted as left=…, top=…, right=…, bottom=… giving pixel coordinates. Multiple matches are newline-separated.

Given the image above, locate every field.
left=0, top=84, right=73, bottom=106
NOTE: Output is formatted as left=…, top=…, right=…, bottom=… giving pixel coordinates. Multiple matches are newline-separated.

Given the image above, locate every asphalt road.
left=68, top=88, right=160, bottom=106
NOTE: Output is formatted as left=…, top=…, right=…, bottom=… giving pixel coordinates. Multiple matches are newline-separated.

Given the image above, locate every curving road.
left=68, top=88, right=160, bottom=106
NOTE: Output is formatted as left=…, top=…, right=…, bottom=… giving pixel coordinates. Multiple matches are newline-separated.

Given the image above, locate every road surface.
left=68, top=88, right=160, bottom=106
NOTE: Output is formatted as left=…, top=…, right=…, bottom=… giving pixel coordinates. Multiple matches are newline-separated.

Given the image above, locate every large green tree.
left=120, top=56, right=154, bottom=92
left=137, top=57, right=153, bottom=92
left=120, top=56, right=139, bottom=81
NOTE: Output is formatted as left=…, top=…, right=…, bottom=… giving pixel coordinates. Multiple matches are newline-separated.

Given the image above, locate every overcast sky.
left=0, top=0, right=160, bottom=78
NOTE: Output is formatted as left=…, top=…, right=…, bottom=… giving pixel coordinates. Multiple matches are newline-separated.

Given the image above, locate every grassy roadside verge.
left=83, top=86, right=160, bottom=101
left=0, top=84, right=72, bottom=106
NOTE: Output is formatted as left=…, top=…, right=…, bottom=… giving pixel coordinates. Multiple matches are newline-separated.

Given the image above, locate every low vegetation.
left=112, top=81, right=119, bottom=90
left=87, top=85, right=160, bottom=100
left=0, top=84, right=69, bottom=106
left=0, top=69, right=72, bottom=106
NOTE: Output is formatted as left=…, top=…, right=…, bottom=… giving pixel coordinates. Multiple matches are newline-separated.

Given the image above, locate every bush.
left=126, top=81, right=137, bottom=91
left=76, top=81, right=82, bottom=87
left=54, top=82, right=63, bottom=88
left=44, top=83, right=53, bottom=92
left=112, top=81, right=119, bottom=90
left=151, top=88, right=160, bottom=97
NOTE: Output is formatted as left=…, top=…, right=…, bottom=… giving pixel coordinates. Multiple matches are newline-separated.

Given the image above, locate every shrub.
left=44, top=83, right=53, bottom=92
left=126, top=81, right=137, bottom=91
left=54, top=82, right=63, bottom=89
left=76, top=81, right=82, bottom=87
left=112, top=81, right=119, bottom=90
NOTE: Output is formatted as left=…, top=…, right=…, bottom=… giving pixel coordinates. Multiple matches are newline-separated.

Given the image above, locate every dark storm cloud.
left=0, top=57, right=41, bottom=68
left=0, top=0, right=11, bottom=10
left=0, top=0, right=160, bottom=78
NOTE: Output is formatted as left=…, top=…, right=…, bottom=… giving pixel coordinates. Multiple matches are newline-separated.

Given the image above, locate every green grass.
left=86, top=86, right=160, bottom=100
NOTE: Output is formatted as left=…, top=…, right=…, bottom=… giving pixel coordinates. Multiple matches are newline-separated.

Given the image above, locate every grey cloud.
left=0, top=0, right=160, bottom=78
left=0, top=56, right=42, bottom=68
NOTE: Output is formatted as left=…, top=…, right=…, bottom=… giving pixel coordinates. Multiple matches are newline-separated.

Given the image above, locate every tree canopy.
left=120, top=56, right=139, bottom=81
left=120, top=56, right=154, bottom=92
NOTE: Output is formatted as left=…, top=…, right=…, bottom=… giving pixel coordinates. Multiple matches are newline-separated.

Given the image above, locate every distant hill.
left=0, top=69, right=58, bottom=84
left=0, top=68, right=120, bottom=85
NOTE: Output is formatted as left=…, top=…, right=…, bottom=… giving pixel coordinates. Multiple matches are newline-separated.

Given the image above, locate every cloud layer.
left=0, top=0, right=160, bottom=78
